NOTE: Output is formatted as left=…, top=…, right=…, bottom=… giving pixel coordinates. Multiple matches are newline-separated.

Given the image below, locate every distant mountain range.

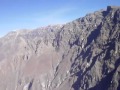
left=0, top=6, right=120, bottom=90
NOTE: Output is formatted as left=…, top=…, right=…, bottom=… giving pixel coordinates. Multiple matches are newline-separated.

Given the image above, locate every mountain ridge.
left=0, top=6, right=120, bottom=90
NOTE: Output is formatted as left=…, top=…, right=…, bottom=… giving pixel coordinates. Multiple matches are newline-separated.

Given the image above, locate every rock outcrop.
left=0, top=6, right=120, bottom=90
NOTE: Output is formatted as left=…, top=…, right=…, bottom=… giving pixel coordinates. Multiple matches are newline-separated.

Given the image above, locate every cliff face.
left=0, top=6, right=120, bottom=90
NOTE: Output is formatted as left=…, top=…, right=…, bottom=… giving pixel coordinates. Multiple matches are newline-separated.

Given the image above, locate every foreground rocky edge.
left=0, top=6, right=120, bottom=90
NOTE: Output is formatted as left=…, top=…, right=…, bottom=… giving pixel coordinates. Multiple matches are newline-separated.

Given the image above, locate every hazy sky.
left=0, top=0, right=120, bottom=37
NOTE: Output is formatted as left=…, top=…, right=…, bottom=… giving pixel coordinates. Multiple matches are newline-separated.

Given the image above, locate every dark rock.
left=0, top=6, right=120, bottom=90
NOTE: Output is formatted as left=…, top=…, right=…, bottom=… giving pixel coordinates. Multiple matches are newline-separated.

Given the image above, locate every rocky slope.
left=0, top=6, right=120, bottom=90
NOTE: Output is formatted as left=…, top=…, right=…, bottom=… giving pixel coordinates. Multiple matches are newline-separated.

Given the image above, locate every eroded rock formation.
left=0, top=6, right=120, bottom=90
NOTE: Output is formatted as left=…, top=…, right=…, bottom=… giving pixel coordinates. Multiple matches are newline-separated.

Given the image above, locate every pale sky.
left=0, top=0, right=120, bottom=37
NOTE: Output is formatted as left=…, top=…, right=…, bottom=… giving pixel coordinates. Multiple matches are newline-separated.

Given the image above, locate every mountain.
left=0, top=6, right=120, bottom=90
